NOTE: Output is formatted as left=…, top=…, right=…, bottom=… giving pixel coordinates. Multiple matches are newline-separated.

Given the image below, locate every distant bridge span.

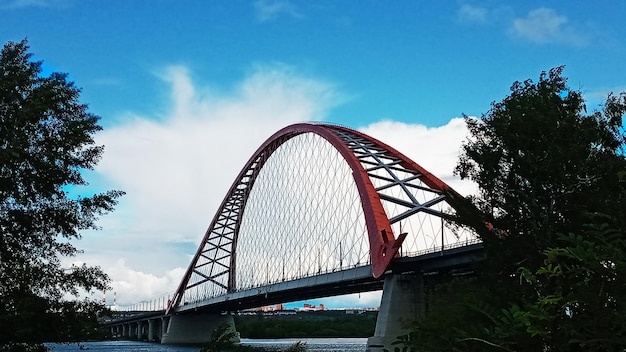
left=109, top=123, right=482, bottom=350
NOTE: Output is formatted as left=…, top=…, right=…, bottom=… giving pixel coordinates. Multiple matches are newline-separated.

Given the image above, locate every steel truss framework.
left=168, top=123, right=474, bottom=312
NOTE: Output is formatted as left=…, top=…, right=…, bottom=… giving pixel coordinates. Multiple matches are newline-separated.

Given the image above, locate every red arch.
left=170, top=123, right=457, bottom=312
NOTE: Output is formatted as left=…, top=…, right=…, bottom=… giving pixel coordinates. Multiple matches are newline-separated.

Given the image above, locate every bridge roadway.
left=105, top=243, right=483, bottom=343
left=177, top=242, right=482, bottom=313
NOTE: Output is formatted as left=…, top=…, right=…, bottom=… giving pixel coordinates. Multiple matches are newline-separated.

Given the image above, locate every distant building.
left=299, top=303, right=326, bottom=311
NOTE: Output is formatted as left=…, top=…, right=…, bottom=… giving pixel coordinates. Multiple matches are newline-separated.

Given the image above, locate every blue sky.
left=2, top=0, right=625, bottom=308
left=3, top=1, right=624, bottom=127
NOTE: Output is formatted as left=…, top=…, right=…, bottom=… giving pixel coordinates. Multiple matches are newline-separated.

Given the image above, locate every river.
left=47, top=338, right=367, bottom=351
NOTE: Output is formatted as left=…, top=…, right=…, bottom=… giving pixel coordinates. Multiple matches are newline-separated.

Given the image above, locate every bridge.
left=105, top=123, right=484, bottom=351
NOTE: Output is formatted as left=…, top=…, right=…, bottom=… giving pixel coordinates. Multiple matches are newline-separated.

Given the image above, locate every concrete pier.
left=367, top=273, right=424, bottom=352
left=160, top=313, right=240, bottom=345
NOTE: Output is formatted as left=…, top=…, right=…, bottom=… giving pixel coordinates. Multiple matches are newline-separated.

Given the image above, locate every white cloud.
left=457, top=4, right=487, bottom=23
left=511, top=7, right=588, bottom=47
left=96, top=63, right=341, bottom=242
left=254, top=0, right=301, bottom=22
left=105, top=259, right=185, bottom=308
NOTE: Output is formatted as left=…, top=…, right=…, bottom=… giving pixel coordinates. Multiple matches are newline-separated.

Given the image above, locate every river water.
left=47, top=338, right=367, bottom=351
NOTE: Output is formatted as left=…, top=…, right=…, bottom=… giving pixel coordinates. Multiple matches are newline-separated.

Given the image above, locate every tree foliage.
left=404, top=67, right=626, bottom=351
left=0, top=39, right=123, bottom=349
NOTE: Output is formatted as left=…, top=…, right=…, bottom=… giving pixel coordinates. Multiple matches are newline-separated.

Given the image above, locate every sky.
left=1, top=0, right=625, bottom=309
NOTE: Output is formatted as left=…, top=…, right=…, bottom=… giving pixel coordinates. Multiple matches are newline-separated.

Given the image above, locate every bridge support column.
left=147, top=320, right=154, bottom=341
left=162, top=316, right=169, bottom=339
left=161, top=313, right=240, bottom=345
left=367, top=273, right=424, bottom=352
left=148, top=318, right=161, bottom=342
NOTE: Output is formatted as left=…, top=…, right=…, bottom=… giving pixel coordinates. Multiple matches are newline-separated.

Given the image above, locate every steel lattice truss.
left=168, top=123, right=476, bottom=311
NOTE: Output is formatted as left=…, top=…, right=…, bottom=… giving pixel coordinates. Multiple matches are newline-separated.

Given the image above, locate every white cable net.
left=334, top=129, right=476, bottom=257
left=369, top=165, right=475, bottom=257
left=235, top=133, right=370, bottom=290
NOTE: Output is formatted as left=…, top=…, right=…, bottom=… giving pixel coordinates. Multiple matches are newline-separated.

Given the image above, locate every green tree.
left=454, top=66, right=626, bottom=351
left=0, top=39, right=123, bottom=351
left=403, top=67, right=626, bottom=351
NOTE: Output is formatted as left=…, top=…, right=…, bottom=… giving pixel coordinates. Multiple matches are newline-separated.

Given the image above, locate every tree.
left=0, top=39, right=123, bottom=350
left=401, top=67, right=626, bottom=351
left=458, top=67, right=626, bottom=351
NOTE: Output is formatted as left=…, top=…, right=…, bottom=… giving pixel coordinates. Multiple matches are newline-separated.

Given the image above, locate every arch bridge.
left=106, top=123, right=483, bottom=351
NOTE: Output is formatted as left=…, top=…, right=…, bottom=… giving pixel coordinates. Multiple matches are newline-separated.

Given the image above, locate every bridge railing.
left=401, top=238, right=482, bottom=258
left=113, top=292, right=173, bottom=312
